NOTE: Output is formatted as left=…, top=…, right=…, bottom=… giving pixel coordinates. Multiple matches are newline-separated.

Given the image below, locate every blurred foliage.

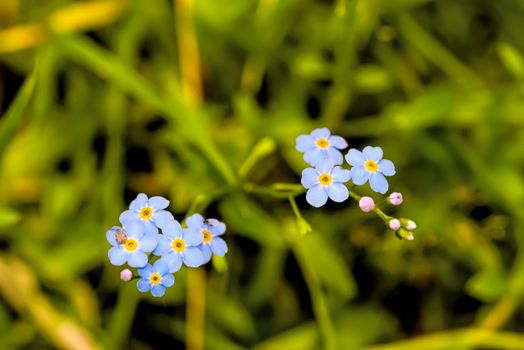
left=1, top=0, right=524, bottom=349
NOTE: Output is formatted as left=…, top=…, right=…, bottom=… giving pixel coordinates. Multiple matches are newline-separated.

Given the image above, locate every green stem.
left=288, top=232, right=337, bottom=350
left=243, top=182, right=306, bottom=198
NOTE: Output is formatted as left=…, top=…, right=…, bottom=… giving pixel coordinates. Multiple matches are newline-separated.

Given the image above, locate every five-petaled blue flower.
left=106, top=222, right=158, bottom=268
left=296, top=127, right=347, bottom=167
left=345, top=146, right=395, bottom=194
left=186, top=214, right=228, bottom=264
left=137, top=260, right=175, bottom=297
left=154, top=220, right=203, bottom=273
left=119, top=193, right=174, bottom=235
left=301, top=161, right=352, bottom=207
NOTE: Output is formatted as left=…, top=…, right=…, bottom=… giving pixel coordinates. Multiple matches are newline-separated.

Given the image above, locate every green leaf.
left=219, top=194, right=285, bottom=248
left=0, top=206, right=21, bottom=229
left=301, top=233, right=356, bottom=298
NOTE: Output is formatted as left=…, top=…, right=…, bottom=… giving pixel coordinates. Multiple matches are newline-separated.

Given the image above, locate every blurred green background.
left=1, top=0, right=524, bottom=349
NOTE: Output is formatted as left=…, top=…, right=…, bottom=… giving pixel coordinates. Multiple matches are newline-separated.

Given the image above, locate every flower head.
left=345, top=146, right=395, bottom=194
left=186, top=214, right=228, bottom=264
left=388, top=192, right=403, bottom=206
left=119, top=193, right=175, bottom=235
left=137, top=260, right=174, bottom=297
left=296, top=128, right=347, bottom=166
left=153, top=220, right=203, bottom=273
left=301, top=161, right=351, bottom=207
left=106, top=222, right=158, bottom=268
left=359, top=196, right=375, bottom=213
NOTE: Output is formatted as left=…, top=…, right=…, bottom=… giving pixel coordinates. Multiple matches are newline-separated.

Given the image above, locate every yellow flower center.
left=139, top=207, right=153, bottom=220
left=202, top=229, right=212, bottom=244
left=315, top=137, right=330, bottom=149
left=124, top=238, right=138, bottom=252
left=364, top=160, right=379, bottom=173
left=318, top=173, right=332, bottom=186
left=149, top=272, right=162, bottom=285
left=172, top=238, right=186, bottom=252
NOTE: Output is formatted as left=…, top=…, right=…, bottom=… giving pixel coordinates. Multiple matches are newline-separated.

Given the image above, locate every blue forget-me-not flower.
left=119, top=193, right=174, bottom=235
left=185, top=213, right=228, bottom=264
left=137, top=260, right=175, bottom=297
left=106, top=222, right=158, bottom=268
left=345, top=146, right=395, bottom=194
left=301, top=161, right=352, bottom=207
left=296, top=127, right=347, bottom=166
left=154, top=220, right=203, bottom=273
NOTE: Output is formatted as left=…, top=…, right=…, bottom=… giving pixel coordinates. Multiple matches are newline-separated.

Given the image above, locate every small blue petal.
left=331, top=167, right=351, bottom=183
left=137, top=278, right=151, bottom=292
left=296, top=134, right=315, bottom=152
left=207, top=219, right=226, bottom=236
left=303, top=148, right=324, bottom=166
left=311, top=127, right=330, bottom=139
left=183, top=247, right=204, bottom=267
left=106, top=226, right=120, bottom=246
left=148, top=196, right=169, bottom=210
left=118, top=210, right=136, bottom=226
left=151, top=284, right=166, bottom=297
left=161, top=220, right=183, bottom=240
left=139, top=234, right=158, bottom=252
left=153, top=259, right=169, bottom=275
left=317, top=160, right=335, bottom=174
left=378, top=159, right=395, bottom=176
left=326, top=183, right=349, bottom=202
left=369, top=172, right=388, bottom=194
left=210, top=237, right=228, bottom=256
left=186, top=213, right=205, bottom=229
left=161, top=273, right=175, bottom=287
left=363, top=146, right=383, bottom=161
left=345, top=149, right=365, bottom=167
left=153, top=236, right=171, bottom=256
left=183, top=228, right=203, bottom=246
left=143, top=220, right=158, bottom=235
left=128, top=251, right=148, bottom=268
left=306, top=185, right=328, bottom=207
left=301, top=168, right=319, bottom=189
left=326, top=148, right=343, bottom=165
left=108, top=247, right=127, bottom=266
left=199, top=244, right=212, bottom=264
left=152, top=210, right=175, bottom=229
left=328, top=135, right=347, bottom=149
left=166, top=253, right=183, bottom=273
left=130, top=193, right=148, bottom=211
left=125, top=221, right=145, bottom=239
left=138, top=264, right=153, bottom=277
left=351, top=166, right=370, bottom=185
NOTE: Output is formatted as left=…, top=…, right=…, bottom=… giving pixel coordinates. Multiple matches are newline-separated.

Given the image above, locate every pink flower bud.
left=359, top=196, right=375, bottom=212
left=389, top=219, right=401, bottom=230
left=406, top=220, right=417, bottom=230
left=120, top=269, right=133, bottom=282
left=388, top=192, right=403, bottom=206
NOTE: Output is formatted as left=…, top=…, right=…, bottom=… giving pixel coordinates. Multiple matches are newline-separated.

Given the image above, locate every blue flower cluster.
left=106, top=193, right=228, bottom=297
left=296, top=128, right=396, bottom=207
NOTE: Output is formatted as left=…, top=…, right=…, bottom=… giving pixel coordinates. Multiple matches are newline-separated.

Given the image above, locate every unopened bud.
left=359, top=196, right=375, bottom=213
left=396, top=228, right=415, bottom=241
left=120, top=269, right=133, bottom=282
left=388, top=192, right=403, bottom=206
left=389, top=219, right=401, bottom=230
left=400, top=218, right=417, bottom=230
